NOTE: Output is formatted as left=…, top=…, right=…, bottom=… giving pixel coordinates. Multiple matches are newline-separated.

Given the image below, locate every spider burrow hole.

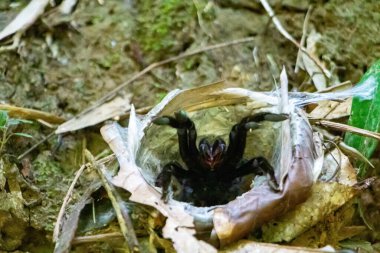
left=137, top=105, right=282, bottom=207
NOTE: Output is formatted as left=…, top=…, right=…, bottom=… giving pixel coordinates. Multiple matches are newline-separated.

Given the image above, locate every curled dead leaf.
left=212, top=107, right=319, bottom=246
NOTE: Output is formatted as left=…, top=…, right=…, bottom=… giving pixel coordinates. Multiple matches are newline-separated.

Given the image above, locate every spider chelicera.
left=153, top=110, right=288, bottom=206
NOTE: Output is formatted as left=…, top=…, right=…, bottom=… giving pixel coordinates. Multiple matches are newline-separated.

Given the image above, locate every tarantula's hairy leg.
left=242, top=112, right=289, bottom=124
left=223, top=112, right=288, bottom=166
left=153, top=111, right=201, bottom=171
left=174, top=111, right=199, bottom=161
left=234, top=157, right=279, bottom=191
left=155, top=161, right=193, bottom=201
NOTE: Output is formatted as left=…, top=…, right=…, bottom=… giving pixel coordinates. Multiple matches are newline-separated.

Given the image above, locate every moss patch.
left=134, top=0, right=197, bottom=59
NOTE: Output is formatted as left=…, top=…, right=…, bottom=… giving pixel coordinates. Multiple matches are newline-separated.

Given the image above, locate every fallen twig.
left=314, top=120, right=380, bottom=141
left=85, top=150, right=140, bottom=252
left=0, top=104, right=65, bottom=124
left=317, top=80, right=352, bottom=93
left=95, top=153, right=115, bottom=163
left=295, top=6, right=312, bottom=73
left=72, top=232, right=123, bottom=245
left=315, top=126, right=374, bottom=168
left=53, top=164, right=87, bottom=242
left=17, top=131, right=55, bottom=160
left=18, top=105, right=150, bottom=161
left=0, top=32, right=22, bottom=53
left=192, top=0, right=212, bottom=38
left=54, top=181, right=101, bottom=253
left=55, top=94, right=131, bottom=134
left=259, top=0, right=331, bottom=79
left=74, top=37, right=256, bottom=119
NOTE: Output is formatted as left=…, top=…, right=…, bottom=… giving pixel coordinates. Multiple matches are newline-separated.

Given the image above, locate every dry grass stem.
left=72, top=232, right=123, bottom=244
left=0, top=104, right=65, bottom=124
left=17, top=132, right=55, bottom=160
left=85, top=150, right=141, bottom=252
left=259, top=0, right=331, bottom=79
left=53, top=164, right=87, bottom=242
left=317, top=81, right=352, bottom=93
left=295, top=6, right=312, bottom=73
left=315, top=120, right=380, bottom=141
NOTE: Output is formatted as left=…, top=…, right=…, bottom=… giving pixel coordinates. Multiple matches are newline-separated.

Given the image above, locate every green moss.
left=33, top=151, right=64, bottom=185
left=30, top=152, right=69, bottom=231
left=135, top=0, right=197, bottom=58
left=97, top=52, right=121, bottom=69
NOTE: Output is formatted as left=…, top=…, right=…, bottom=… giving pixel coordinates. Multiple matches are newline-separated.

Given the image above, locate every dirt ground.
left=0, top=0, right=379, bottom=252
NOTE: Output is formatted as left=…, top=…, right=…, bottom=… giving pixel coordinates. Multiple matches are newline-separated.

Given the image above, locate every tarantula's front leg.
left=153, top=111, right=200, bottom=171
left=234, top=157, right=279, bottom=190
left=155, top=161, right=193, bottom=201
left=223, top=112, right=288, bottom=168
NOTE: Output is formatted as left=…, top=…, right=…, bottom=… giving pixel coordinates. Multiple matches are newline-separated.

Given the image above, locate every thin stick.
left=317, top=80, right=352, bottom=93
left=17, top=103, right=150, bottom=161
left=0, top=104, right=65, bottom=124
left=85, top=150, right=140, bottom=252
left=75, top=37, right=256, bottom=118
left=53, top=164, right=87, bottom=242
left=295, top=6, right=312, bottom=73
left=322, top=140, right=342, bottom=182
left=18, top=131, right=55, bottom=160
left=313, top=126, right=374, bottom=168
left=0, top=31, right=22, bottom=52
left=95, top=153, right=115, bottom=164
left=192, top=0, right=212, bottom=38
left=72, top=232, right=123, bottom=244
left=259, top=0, right=330, bottom=78
left=315, top=120, right=380, bottom=141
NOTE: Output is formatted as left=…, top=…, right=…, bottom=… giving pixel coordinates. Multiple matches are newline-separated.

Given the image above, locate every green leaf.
left=13, top=132, right=33, bottom=139
left=344, top=60, right=380, bottom=177
left=339, top=239, right=373, bottom=252
left=7, top=118, right=33, bottom=126
left=0, top=111, right=9, bottom=128
left=156, top=92, right=168, bottom=102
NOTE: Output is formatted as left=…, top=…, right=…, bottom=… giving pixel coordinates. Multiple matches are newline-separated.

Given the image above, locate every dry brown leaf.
left=322, top=148, right=357, bottom=185
left=0, top=0, right=49, bottom=41
left=221, top=240, right=330, bottom=253
left=262, top=182, right=357, bottom=242
left=300, top=29, right=327, bottom=91
left=261, top=148, right=357, bottom=242
left=308, top=98, right=352, bottom=120
left=56, top=95, right=130, bottom=134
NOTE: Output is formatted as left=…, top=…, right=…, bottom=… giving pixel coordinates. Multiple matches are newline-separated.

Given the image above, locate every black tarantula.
left=153, top=110, right=288, bottom=206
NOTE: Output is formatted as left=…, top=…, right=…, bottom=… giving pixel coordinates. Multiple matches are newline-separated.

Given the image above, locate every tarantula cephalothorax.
left=153, top=110, right=288, bottom=206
